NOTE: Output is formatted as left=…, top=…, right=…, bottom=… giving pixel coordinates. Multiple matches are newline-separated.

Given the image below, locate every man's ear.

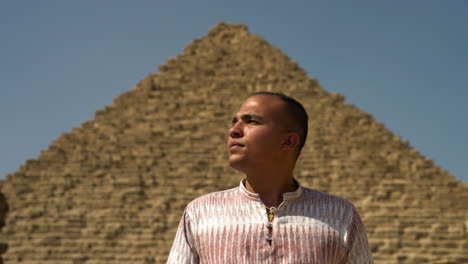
left=281, top=132, right=300, bottom=151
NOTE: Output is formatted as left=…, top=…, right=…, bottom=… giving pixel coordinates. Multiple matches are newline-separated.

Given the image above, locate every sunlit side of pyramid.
left=0, top=23, right=467, bottom=264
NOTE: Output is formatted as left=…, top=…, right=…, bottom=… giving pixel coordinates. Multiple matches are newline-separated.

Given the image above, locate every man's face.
left=227, top=94, right=288, bottom=172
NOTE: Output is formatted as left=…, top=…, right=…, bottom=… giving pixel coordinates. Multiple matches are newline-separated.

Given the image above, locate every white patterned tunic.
left=167, top=180, right=374, bottom=264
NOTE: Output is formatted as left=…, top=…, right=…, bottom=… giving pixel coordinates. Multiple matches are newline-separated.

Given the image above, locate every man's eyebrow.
left=232, top=113, right=264, bottom=124
left=241, top=113, right=264, bottom=121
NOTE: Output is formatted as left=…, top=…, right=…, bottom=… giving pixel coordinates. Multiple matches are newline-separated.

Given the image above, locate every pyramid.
left=0, top=23, right=467, bottom=264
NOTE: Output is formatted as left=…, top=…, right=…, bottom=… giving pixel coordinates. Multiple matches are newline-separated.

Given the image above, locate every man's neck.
left=244, top=172, right=297, bottom=208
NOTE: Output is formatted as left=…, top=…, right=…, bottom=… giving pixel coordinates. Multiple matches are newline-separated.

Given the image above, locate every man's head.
left=250, top=92, right=309, bottom=153
left=227, top=92, right=309, bottom=173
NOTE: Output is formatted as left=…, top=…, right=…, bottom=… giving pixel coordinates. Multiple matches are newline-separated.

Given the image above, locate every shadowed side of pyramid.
left=0, top=23, right=466, bottom=264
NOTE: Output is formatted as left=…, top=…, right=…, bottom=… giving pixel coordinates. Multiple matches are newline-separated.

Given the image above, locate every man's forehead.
left=235, top=100, right=265, bottom=118
left=238, top=94, right=285, bottom=113
left=233, top=112, right=264, bottom=120
left=236, top=94, right=285, bottom=118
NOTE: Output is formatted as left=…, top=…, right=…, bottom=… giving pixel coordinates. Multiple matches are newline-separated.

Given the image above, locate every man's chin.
left=228, top=157, right=247, bottom=173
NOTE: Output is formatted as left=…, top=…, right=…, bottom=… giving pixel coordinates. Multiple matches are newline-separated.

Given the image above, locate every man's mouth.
left=229, top=142, right=245, bottom=149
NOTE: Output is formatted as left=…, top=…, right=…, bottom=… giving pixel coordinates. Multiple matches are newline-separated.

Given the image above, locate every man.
left=167, top=92, right=374, bottom=263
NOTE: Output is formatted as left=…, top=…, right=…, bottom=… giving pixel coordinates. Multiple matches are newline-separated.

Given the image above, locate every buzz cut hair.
left=248, top=91, right=309, bottom=157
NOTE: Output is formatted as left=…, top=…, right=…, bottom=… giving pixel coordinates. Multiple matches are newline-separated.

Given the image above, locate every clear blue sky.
left=1, top=1, right=467, bottom=182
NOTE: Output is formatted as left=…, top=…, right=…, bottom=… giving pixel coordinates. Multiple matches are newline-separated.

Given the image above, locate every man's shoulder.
left=300, top=186, right=357, bottom=210
left=186, top=186, right=240, bottom=209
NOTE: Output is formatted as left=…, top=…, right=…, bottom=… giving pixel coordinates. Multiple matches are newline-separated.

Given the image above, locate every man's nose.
left=229, top=121, right=243, bottom=138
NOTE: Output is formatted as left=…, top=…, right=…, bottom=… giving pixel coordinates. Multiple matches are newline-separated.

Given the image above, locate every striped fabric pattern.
left=167, top=180, right=374, bottom=264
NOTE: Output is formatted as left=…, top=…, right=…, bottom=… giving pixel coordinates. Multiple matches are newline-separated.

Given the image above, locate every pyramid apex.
left=207, top=22, right=250, bottom=36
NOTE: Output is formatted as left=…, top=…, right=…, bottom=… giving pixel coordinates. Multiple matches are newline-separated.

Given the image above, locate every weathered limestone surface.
left=0, top=23, right=467, bottom=263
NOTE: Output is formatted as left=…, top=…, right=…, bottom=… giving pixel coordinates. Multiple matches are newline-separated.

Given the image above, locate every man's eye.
left=248, top=120, right=259, bottom=124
